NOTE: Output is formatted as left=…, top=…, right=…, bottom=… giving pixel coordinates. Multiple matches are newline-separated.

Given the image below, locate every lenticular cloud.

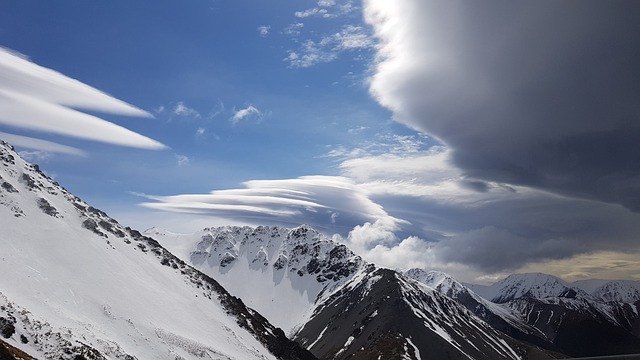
left=0, top=47, right=165, bottom=150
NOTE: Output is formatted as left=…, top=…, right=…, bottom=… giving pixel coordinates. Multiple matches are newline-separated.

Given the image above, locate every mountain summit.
left=152, top=226, right=552, bottom=360
left=0, top=141, right=314, bottom=360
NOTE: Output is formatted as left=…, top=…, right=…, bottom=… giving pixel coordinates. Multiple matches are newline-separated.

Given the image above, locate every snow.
left=152, top=225, right=365, bottom=336
left=468, top=273, right=592, bottom=303
left=573, top=279, right=640, bottom=303
left=405, top=338, right=421, bottom=360
left=0, top=142, right=278, bottom=360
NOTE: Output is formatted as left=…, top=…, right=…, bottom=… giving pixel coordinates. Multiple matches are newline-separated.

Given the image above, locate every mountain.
left=0, top=141, right=314, bottom=360
left=467, top=273, right=591, bottom=304
left=573, top=279, right=640, bottom=303
left=467, top=273, right=640, bottom=357
left=404, top=269, right=560, bottom=355
left=150, top=226, right=556, bottom=360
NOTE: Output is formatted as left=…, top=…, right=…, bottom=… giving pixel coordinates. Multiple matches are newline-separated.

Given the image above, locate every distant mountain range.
left=1, top=140, right=640, bottom=359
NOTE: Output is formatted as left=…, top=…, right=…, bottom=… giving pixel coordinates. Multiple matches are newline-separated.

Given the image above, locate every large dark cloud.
left=365, top=0, right=640, bottom=210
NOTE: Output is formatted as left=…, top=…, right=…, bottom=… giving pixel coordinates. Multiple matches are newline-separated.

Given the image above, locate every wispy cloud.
left=0, top=131, right=86, bottom=157
left=175, top=154, right=190, bottom=166
left=139, top=176, right=403, bottom=235
left=0, top=47, right=165, bottom=150
left=257, top=25, right=271, bottom=37
left=294, top=0, right=356, bottom=19
left=284, top=25, right=373, bottom=68
left=231, top=105, right=262, bottom=125
left=173, top=101, right=200, bottom=117
left=283, top=23, right=304, bottom=37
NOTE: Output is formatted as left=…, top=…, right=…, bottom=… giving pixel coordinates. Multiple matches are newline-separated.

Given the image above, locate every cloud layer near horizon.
left=0, top=47, right=166, bottom=151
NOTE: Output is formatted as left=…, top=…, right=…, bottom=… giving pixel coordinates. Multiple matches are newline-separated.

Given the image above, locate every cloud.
left=257, top=25, right=271, bottom=37
left=175, top=154, right=190, bottom=166
left=173, top=101, right=200, bottom=117
left=294, top=0, right=356, bottom=19
left=363, top=1, right=640, bottom=212
left=0, top=47, right=165, bottom=150
left=231, top=105, right=262, bottom=125
left=284, top=25, right=373, bottom=68
left=283, top=23, right=304, bottom=37
left=0, top=131, right=86, bottom=157
left=140, top=175, right=404, bottom=235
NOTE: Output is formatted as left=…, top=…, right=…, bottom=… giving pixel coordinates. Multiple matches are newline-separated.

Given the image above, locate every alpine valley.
left=1, top=140, right=640, bottom=360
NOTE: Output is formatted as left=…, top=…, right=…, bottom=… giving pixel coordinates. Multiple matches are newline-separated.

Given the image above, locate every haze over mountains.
left=2, top=140, right=640, bottom=359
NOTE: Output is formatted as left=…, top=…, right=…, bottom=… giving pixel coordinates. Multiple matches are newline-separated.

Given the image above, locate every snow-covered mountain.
left=467, top=273, right=591, bottom=304
left=573, top=279, right=640, bottom=303
left=404, top=269, right=558, bottom=354
left=151, top=226, right=554, bottom=360
left=0, top=141, right=313, bottom=360
left=148, top=225, right=365, bottom=336
left=466, top=272, right=640, bottom=357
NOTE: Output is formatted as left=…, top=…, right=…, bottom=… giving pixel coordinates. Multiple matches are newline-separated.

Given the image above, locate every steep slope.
left=468, top=273, right=591, bottom=304
left=296, top=267, right=523, bottom=360
left=468, top=273, right=640, bottom=357
left=0, top=141, right=314, bottom=360
left=153, top=226, right=533, bottom=360
left=404, top=269, right=560, bottom=355
left=573, top=279, right=640, bottom=303
left=150, top=225, right=366, bottom=336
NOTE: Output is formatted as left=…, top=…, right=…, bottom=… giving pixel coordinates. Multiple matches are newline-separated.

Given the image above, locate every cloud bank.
left=363, top=1, right=640, bottom=211
left=0, top=47, right=165, bottom=151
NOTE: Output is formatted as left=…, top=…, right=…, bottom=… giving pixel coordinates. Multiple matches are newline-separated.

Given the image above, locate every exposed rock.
left=37, top=197, right=61, bottom=218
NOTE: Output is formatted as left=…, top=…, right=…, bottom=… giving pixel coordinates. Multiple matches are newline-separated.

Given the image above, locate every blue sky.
left=3, top=1, right=640, bottom=283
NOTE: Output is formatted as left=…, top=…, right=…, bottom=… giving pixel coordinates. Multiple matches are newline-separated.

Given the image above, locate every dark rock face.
left=0, top=318, right=15, bottom=339
left=296, top=268, right=520, bottom=360
left=505, top=298, right=640, bottom=357
left=37, top=197, right=61, bottom=218
left=1, top=182, right=17, bottom=193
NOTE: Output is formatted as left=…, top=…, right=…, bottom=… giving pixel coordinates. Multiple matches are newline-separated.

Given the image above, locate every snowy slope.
left=0, top=141, right=314, bottom=360
left=295, top=267, right=523, bottom=360
left=150, top=225, right=365, bottom=336
left=573, top=279, right=640, bottom=303
left=153, top=227, right=531, bottom=359
left=466, top=272, right=640, bottom=357
left=468, top=273, right=591, bottom=304
left=404, top=270, right=548, bottom=339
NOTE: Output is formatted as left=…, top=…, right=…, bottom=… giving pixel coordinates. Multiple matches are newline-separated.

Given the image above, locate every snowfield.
left=0, top=141, right=309, bottom=360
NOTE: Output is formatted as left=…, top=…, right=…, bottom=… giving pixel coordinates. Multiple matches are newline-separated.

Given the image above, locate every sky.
left=2, top=0, right=640, bottom=283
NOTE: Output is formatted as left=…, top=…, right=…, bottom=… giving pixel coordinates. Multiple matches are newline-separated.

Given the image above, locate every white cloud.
left=0, top=47, right=165, bottom=150
left=284, top=25, right=373, bottom=68
left=0, top=131, right=86, bottom=157
left=318, top=0, right=336, bottom=7
left=295, top=8, right=329, bottom=18
left=175, top=154, right=190, bottom=166
left=173, top=101, right=200, bottom=117
left=231, top=105, right=262, bottom=125
left=140, top=175, right=404, bottom=235
left=195, top=127, right=206, bottom=137
left=333, top=25, right=374, bottom=50
left=294, top=1, right=356, bottom=19
left=283, top=23, right=304, bottom=37
left=257, top=25, right=271, bottom=37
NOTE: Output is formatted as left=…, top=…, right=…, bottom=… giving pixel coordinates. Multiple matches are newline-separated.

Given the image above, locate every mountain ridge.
left=0, top=140, right=314, bottom=360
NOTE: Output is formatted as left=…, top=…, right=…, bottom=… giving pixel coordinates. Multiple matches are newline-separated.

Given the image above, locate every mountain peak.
left=153, top=224, right=364, bottom=334
left=480, top=273, right=590, bottom=304
left=0, top=141, right=315, bottom=360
